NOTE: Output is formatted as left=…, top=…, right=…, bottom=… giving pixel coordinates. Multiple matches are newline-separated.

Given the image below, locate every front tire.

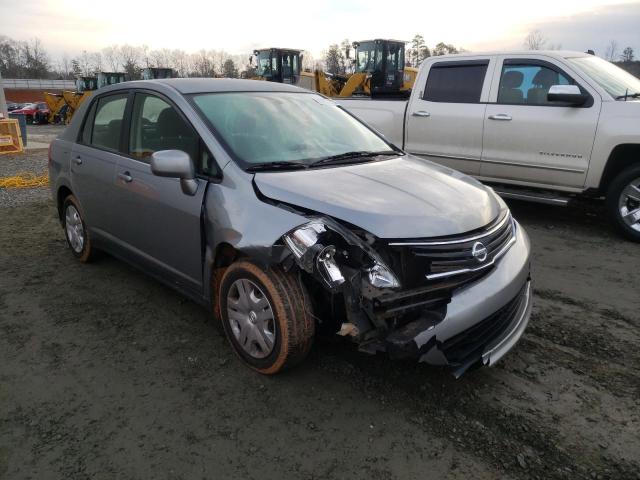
left=62, top=195, right=96, bottom=262
left=218, top=260, right=314, bottom=374
left=606, top=164, right=640, bottom=242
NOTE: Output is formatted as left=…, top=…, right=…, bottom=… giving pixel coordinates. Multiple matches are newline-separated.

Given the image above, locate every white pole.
left=0, top=70, right=8, bottom=119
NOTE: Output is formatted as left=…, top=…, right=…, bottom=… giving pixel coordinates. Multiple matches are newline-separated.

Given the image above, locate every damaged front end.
left=279, top=211, right=532, bottom=378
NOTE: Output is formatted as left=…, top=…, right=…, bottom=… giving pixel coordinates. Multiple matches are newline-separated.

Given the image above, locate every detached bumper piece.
left=383, top=280, right=532, bottom=377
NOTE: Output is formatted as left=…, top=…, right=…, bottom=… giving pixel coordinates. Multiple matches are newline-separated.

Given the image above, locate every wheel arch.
left=599, top=144, right=640, bottom=193
left=56, top=185, right=73, bottom=221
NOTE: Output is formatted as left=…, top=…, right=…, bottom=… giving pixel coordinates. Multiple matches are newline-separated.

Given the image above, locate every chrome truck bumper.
left=385, top=222, right=532, bottom=377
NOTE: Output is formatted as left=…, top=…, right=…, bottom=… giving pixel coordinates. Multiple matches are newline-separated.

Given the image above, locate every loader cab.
left=141, top=68, right=175, bottom=80
left=253, top=48, right=301, bottom=84
left=353, top=39, right=406, bottom=95
left=75, top=76, right=98, bottom=93
left=97, top=72, right=126, bottom=89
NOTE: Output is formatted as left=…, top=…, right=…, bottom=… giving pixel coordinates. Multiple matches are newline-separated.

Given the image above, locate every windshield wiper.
left=615, top=90, right=640, bottom=100
left=309, top=150, right=399, bottom=167
left=245, top=161, right=308, bottom=172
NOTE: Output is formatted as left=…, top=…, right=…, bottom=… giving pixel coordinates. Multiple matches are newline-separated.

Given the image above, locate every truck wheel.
left=62, top=195, right=96, bottom=262
left=606, top=164, right=640, bottom=242
left=217, top=260, right=314, bottom=374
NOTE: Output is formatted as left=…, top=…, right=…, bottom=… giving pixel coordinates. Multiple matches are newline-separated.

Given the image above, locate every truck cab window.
left=423, top=63, right=488, bottom=103
left=498, top=64, right=570, bottom=105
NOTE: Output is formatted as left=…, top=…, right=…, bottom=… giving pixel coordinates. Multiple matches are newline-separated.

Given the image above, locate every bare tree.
left=524, top=30, right=547, bottom=50
left=77, top=50, right=92, bottom=75
left=192, top=50, right=215, bottom=77
left=301, top=50, right=315, bottom=71
left=604, top=40, right=619, bottom=62
left=118, top=44, right=141, bottom=79
left=90, top=52, right=102, bottom=73
left=102, top=45, right=120, bottom=71
left=620, top=47, right=635, bottom=62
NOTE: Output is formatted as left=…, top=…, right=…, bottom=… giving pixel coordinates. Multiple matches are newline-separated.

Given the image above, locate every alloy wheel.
left=618, top=177, right=640, bottom=232
left=65, top=205, right=85, bottom=253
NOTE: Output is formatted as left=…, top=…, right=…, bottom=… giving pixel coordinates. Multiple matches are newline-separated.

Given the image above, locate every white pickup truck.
left=337, top=51, right=640, bottom=241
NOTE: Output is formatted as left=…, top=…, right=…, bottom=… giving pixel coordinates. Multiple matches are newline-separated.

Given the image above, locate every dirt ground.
left=1, top=151, right=639, bottom=479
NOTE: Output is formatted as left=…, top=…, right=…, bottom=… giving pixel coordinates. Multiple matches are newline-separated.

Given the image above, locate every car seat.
left=499, top=70, right=524, bottom=104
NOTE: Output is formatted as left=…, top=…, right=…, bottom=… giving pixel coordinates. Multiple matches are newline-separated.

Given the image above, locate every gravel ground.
left=0, top=149, right=51, bottom=207
left=1, top=151, right=639, bottom=480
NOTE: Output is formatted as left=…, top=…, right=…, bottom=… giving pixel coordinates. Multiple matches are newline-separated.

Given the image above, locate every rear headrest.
left=532, top=68, right=558, bottom=87
left=502, top=70, right=524, bottom=88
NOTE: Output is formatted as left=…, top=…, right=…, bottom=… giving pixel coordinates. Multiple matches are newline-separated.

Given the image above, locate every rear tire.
left=62, top=194, right=96, bottom=262
left=606, top=164, right=640, bottom=242
left=217, top=260, right=314, bottom=374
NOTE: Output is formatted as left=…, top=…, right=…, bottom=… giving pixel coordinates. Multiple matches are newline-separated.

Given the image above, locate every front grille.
left=440, top=282, right=528, bottom=368
left=386, top=211, right=516, bottom=286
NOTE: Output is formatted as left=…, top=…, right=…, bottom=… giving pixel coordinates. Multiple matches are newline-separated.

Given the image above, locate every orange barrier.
left=0, top=119, right=24, bottom=154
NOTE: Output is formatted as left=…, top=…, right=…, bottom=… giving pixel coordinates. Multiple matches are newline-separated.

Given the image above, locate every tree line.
left=0, top=35, right=259, bottom=80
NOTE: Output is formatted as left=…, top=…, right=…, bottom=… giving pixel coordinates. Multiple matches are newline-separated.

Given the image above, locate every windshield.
left=568, top=55, right=640, bottom=99
left=356, top=42, right=383, bottom=73
left=255, top=51, right=275, bottom=77
left=191, top=92, right=394, bottom=167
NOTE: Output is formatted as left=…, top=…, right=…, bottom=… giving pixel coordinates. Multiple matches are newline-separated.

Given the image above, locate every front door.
left=111, top=92, right=208, bottom=293
left=480, top=56, right=601, bottom=188
left=404, top=58, right=494, bottom=175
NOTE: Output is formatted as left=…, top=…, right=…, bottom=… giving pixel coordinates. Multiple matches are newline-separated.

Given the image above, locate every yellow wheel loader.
left=250, top=48, right=316, bottom=90
left=317, top=39, right=418, bottom=98
left=251, top=40, right=416, bottom=98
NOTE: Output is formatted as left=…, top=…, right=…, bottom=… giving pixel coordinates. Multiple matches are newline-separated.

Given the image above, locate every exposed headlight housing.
left=282, top=218, right=400, bottom=290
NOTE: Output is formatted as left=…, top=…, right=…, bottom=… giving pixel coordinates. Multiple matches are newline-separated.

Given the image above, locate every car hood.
left=253, top=155, right=503, bottom=239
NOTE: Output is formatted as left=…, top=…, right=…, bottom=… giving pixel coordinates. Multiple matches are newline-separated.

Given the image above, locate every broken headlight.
left=282, top=218, right=400, bottom=290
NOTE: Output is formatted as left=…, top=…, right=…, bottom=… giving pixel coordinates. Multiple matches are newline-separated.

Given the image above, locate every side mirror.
left=151, top=150, right=198, bottom=196
left=547, top=85, right=588, bottom=106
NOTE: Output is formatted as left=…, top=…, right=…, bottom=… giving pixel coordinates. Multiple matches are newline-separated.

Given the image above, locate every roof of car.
left=118, top=78, right=308, bottom=94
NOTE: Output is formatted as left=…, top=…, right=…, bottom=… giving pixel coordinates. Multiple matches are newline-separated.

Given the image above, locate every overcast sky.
left=0, top=0, right=638, bottom=60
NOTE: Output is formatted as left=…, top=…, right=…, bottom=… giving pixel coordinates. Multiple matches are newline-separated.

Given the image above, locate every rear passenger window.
left=423, top=63, right=488, bottom=103
left=90, top=94, right=128, bottom=151
left=497, top=64, right=571, bottom=105
left=128, top=93, right=199, bottom=163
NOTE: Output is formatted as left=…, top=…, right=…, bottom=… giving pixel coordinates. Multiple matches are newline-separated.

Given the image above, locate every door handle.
left=488, top=113, right=512, bottom=121
left=118, top=172, right=133, bottom=183
left=412, top=111, right=431, bottom=117
left=73, top=156, right=82, bottom=165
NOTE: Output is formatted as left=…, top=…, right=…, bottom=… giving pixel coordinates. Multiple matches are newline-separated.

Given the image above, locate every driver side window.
left=128, top=93, right=219, bottom=177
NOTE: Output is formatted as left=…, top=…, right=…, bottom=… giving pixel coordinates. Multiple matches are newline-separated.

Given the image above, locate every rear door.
left=70, top=92, right=129, bottom=237
left=110, top=90, right=216, bottom=294
left=405, top=57, right=495, bottom=174
left=480, top=55, right=600, bottom=188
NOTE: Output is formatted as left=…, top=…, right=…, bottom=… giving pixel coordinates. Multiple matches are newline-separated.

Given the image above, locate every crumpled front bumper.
left=384, top=221, right=532, bottom=377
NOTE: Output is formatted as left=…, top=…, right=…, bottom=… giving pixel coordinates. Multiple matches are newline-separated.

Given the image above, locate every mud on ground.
left=0, top=189, right=639, bottom=479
